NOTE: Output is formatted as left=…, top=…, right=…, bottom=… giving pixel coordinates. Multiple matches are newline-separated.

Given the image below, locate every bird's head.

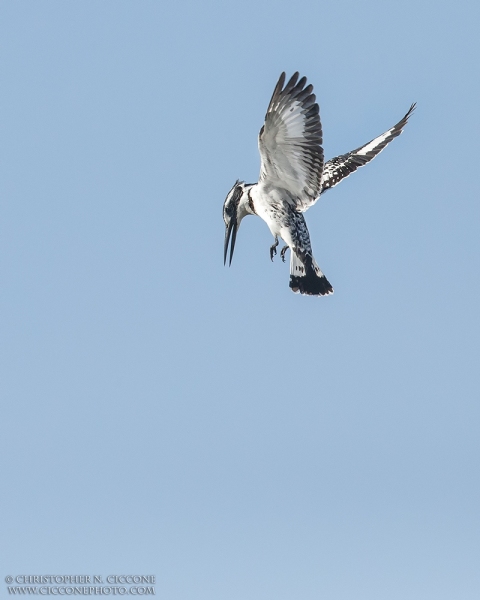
left=223, top=180, right=254, bottom=265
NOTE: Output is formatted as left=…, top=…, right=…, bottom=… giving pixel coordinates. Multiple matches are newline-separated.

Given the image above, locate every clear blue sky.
left=1, top=1, right=479, bottom=598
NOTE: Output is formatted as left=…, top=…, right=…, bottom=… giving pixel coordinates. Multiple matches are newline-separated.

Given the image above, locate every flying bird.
left=223, top=72, right=415, bottom=296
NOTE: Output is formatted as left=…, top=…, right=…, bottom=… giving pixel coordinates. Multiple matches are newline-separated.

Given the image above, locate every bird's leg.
left=270, top=236, right=279, bottom=261
left=280, top=245, right=289, bottom=263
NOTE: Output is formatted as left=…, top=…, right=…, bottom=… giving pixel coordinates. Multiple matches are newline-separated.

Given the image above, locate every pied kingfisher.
left=223, top=72, right=415, bottom=296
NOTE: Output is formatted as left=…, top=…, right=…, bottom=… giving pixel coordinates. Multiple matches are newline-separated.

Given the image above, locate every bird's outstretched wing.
left=258, top=72, right=324, bottom=211
left=318, top=103, right=416, bottom=198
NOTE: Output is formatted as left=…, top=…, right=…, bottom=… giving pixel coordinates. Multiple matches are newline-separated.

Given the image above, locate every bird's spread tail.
left=289, top=251, right=333, bottom=296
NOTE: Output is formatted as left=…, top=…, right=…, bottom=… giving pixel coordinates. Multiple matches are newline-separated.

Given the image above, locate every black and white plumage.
left=319, top=103, right=416, bottom=198
left=223, top=72, right=415, bottom=296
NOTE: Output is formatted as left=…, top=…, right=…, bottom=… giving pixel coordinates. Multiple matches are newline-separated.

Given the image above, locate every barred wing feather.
left=319, top=103, right=416, bottom=198
left=258, top=72, right=324, bottom=211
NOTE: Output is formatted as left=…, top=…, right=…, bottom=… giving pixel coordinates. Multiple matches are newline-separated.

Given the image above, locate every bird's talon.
left=270, top=238, right=279, bottom=261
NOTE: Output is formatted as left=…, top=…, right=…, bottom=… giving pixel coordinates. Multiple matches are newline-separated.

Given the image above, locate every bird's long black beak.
left=224, top=218, right=238, bottom=266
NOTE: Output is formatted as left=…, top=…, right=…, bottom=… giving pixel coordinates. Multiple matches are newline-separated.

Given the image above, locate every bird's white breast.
left=251, top=184, right=292, bottom=240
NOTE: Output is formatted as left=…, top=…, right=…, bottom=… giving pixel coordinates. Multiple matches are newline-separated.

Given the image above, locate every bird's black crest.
left=223, top=181, right=244, bottom=220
